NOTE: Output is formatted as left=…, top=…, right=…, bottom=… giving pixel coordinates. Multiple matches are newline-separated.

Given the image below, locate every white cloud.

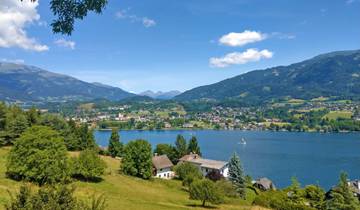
left=54, top=38, right=76, bottom=50
left=209, top=48, right=273, bottom=68
left=346, top=0, right=356, bottom=4
left=0, top=0, right=48, bottom=52
left=115, top=9, right=156, bottom=28
left=219, top=30, right=267, bottom=47
left=1, top=58, right=24, bottom=64
left=270, top=32, right=296, bottom=40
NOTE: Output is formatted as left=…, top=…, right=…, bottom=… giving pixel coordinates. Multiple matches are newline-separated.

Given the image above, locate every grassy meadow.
left=0, top=147, right=266, bottom=210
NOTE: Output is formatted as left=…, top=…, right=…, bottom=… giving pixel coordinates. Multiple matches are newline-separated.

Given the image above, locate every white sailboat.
left=238, top=137, right=247, bottom=145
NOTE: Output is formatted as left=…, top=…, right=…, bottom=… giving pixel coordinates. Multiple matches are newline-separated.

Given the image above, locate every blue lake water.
left=95, top=130, right=360, bottom=189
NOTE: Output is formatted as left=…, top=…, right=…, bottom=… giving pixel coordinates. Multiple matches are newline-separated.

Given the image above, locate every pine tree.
left=228, top=152, right=246, bottom=198
left=175, top=134, right=187, bottom=159
left=108, top=129, right=123, bottom=158
left=327, top=172, right=360, bottom=210
left=188, top=136, right=201, bottom=156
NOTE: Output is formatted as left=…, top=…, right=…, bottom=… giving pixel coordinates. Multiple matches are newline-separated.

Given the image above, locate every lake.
left=95, top=130, right=360, bottom=189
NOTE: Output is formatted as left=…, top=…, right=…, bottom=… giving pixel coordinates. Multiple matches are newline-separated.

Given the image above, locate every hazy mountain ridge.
left=139, top=90, right=181, bottom=99
left=175, top=50, right=360, bottom=102
left=0, top=62, right=135, bottom=102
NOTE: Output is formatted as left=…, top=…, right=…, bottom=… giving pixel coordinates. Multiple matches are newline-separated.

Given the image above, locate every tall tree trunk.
left=202, top=200, right=206, bottom=207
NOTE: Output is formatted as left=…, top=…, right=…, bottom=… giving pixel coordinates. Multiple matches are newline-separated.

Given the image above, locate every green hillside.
left=176, top=50, right=360, bottom=103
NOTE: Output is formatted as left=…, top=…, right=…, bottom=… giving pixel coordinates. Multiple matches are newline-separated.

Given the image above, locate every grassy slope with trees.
left=0, top=147, right=261, bottom=210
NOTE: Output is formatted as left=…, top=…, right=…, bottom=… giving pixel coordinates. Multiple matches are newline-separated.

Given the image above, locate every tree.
left=25, top=107, right=40, bottom=126
left=174, top=162, right=203, bottom=186
left=72, top=149, right=106, bottom=181
left=76, top=124, right=97, bottom=150
left=326, top=172, right=360, bottom=210
left=304, top=185, right=325, bottom=209
left=108, top=129, right=123, bottom=158
left=3, top=113, right=28, bottom=145
left=0, top=102, right=7, bottom=130
left=188, top=136, right=201, bottom=156
left=286, top=177, right=306, bottom=205
left=154, top=143, right=177, bottom=163
left=121, top=139, right=152, bottom=179
left=175, top=135, right=187, bottom=159
left=23, top=0, right=107, bottom=35
left=215, top=180, right=238, bottom=198
left=228, top=152, right=246, bottom=198
left=189, top=179, right=224, bottom=207
left=6, top=126, right=72, bottom=185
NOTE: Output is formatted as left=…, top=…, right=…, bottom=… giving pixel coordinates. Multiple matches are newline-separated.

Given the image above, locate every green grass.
left=0, top=148, right=265, bottom=210
left=323, top=111, right=353, bottom=120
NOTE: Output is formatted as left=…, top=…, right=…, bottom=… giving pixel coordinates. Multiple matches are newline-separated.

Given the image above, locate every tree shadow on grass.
left=186, top=204, right=218, bottom=209
left=71, top=174, right=104, bottom=183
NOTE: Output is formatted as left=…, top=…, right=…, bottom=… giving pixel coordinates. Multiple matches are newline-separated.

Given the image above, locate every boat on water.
left=238, top=137, right=247, bottom=145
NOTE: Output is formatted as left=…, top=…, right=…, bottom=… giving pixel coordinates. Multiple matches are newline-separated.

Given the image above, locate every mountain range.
left=0, top=63, right=135, bottom=102
left=0, top=49, right=359, bottom=104
left=139, top=90, right=181, bottom=100
left=175, top=50, right=360, bottom=103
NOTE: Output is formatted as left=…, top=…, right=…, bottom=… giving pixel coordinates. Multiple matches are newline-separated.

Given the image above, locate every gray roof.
left=152, top=155, right=173, bottom=170
left=254, top=177, right=276, bottom=190
left=187, top=158, right=228, bottom=170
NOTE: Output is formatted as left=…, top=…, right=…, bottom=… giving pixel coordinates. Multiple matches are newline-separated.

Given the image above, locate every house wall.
left=155, top=167, right=174, bottom=179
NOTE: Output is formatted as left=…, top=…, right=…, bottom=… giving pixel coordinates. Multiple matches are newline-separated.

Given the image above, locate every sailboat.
left=238, top=137, right=247, bottom=145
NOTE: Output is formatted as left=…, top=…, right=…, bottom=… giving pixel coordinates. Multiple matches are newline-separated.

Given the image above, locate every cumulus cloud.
left=0, top=0, right=48, bottom=52
left=209, top=49, right=273, bottom=68
left=115, top=9, right=156, bottom=28
left=219, top=30, right=267, bottom=47
left=54, top=38, right=76, bottom=49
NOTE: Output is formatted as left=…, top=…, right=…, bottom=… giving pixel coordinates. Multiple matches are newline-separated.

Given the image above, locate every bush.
left=206, top=170, right=224, bottom=182
left=72, top=149, right=106, bottom=181
left=121, top=139, right=152, bottom=179
left=5, top=184, right=107, bottom=210
left=189, top=179, right=224, bottom=207
left=6, top=126, right=72, bottom=185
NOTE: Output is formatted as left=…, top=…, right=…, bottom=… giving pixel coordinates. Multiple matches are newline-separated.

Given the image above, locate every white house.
left=179, top=154, right=229, bottom=178
left=152, top=155, right=174, bottom=179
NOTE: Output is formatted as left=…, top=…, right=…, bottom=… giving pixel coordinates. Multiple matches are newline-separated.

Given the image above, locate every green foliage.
left=228, top=152, right=246, bottom=198
left=76, top=124, right=97, bottom=150
left=121, top=139, right=152, bottom=179
left=286, top=177, right=306, bottom=205
left=49, top=0, right=108, bottom=35
left=5, top=184, right=106, bottom=210
left=187, top=136, right=201, bottom=156
left=304, top=185, right=325, bottom=209
left=3, top=106, right=29, bottom=145
left=253, top=190, right=315, bottom=210
left=6, top=126, right=72, bottom=185
left=175, top=135, right=187, bottom=159
left=72, top=149, right=106, bottom=181
left=215, top=180, right=238, bottom=198
left=326, top=172, right=360, bottom=210
left=108, top=129, right=123, bottom=158
left=174, top=162, right=203, bottom=186
left=154, top=143, right=177, bottom=163
left=189, top=179, right=224, bottom=207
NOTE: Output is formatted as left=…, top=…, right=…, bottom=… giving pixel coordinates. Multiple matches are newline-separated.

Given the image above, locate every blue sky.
left=0, top=0, right=359, bottom=93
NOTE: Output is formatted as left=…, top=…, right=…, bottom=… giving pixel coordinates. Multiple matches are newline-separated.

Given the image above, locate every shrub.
left=72, top=149, right=106, bottom=181
left=6, top=126, right=72, bottom=185
left=5, top=184, right=107, bottom=210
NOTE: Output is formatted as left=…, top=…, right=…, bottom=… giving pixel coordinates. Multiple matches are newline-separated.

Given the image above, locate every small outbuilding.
left=253, top=177, right=276, bottom=191
left=152, top=155, right=174, bottom=179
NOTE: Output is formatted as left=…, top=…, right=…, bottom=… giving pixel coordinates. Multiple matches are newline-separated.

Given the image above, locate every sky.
left=0, top=0, right=360, bottom=93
